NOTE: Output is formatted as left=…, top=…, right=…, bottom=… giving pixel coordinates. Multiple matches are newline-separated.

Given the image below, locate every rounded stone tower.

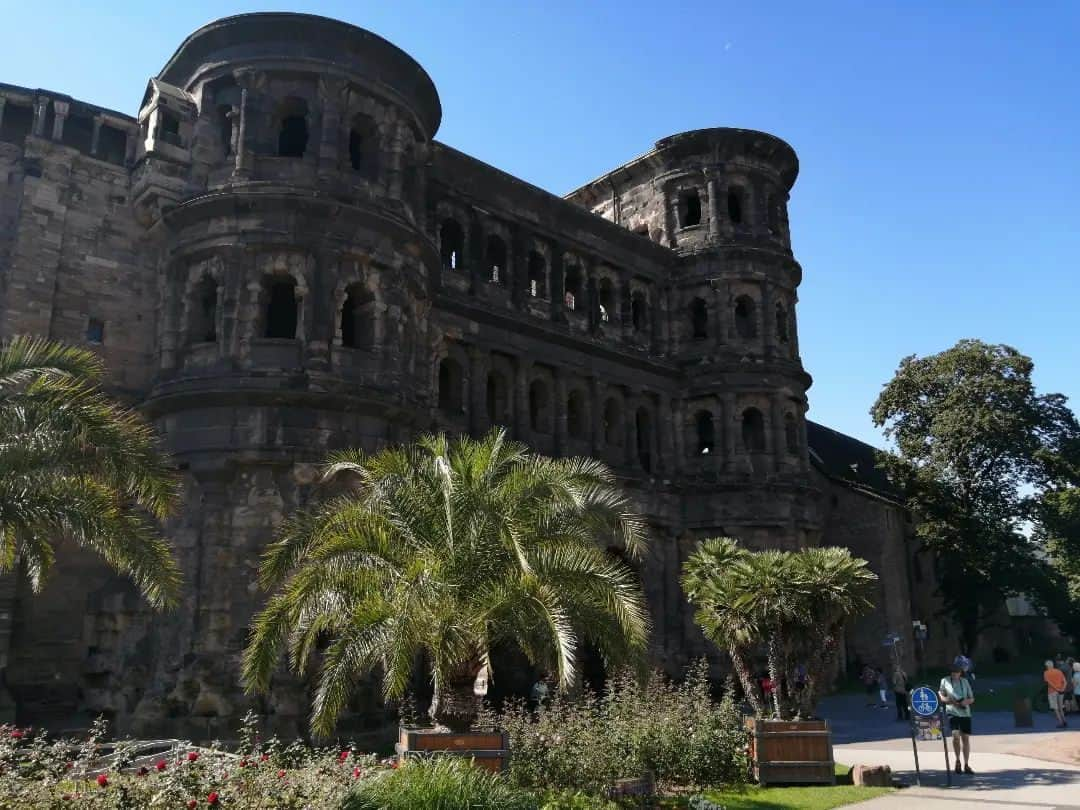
left=128, top=13, right=443, bottom=738
left=568, top=128, right=819, bottom=550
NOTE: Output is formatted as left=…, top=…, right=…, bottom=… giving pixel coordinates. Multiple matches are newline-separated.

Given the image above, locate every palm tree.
left=681, top=537, right=764, bottom=715
left=0, top=336, right=181, bottom=607
left=243, top=429, right=650, bottom=736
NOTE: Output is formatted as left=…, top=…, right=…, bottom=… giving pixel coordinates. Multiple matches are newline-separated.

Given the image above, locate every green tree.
left=683, top=539, right=875, bottom=718
left=0, top=336, right=180, bottom=607
left=871, top=339, right=1078, bottom=652
left=243, top=429, right=650, bottom=736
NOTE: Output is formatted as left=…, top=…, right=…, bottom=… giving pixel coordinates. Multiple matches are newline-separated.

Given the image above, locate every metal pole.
left=909, top=714, right=922, bottom=786
left=940, top=707, right=952, bottom=787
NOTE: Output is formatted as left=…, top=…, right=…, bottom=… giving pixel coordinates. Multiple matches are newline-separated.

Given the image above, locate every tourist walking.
left=1044, top=659, right=1069, bottom=728
left=892, top=666, right=910, bottom=721
left=939, top=661, right=975, bottom=775
left=876, top=667, right=889, bottom=708
left=861, top=665, right=877, bottom=707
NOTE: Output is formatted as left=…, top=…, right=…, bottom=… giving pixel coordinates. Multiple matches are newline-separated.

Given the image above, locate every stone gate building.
left=0, top=13, right=954, bottom=739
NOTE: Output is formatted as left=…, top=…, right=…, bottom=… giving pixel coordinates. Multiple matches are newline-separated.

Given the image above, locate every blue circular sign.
left=910, top=685, right=939, bottom=717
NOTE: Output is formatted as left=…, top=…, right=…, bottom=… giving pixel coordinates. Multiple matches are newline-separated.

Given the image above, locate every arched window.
left=440, top=219, right=464, bottom=272
left=486, top=235, right=507, bottom=285
left=264, top=277, right=298, bottom=339
left=348, top=114, right=379, bottom=179
left=527, top=251, right=546, bottom=298
left=567, top=390, right=586, bottom=439
left=690, top=297, right=708, bottom=340
left=598, top=278, right=616, bottom=323
left=776, top=303, right=790, bottom=344
left=564, top=265, right=583, bottom=311
left=340, top=284, right=374, bottom=349
left=486, top=371, right=509, bottom=425
left=189, top=275, right=219, bottom=344
left=217, top=105, right=233, bottom=158
left=631, top=291, right=648, bottom=333
left=529, top=380, right=551, bottom=433
left=735, top=295, right=757, bottom=339
left=727, top=186, right=745, bottom=225
left=695, top=410, right=715, bottom=455
left=438, top=358, right=464, bottom=413
left=636, top=408, right=653, bottom=472
left=741, top=407, right=766, bottom=452
left=276, top=97, right=308, bottom=158
left=603, top=398, right=623, bottom=446
left=785, top=412, right=799, bottom=454
left=679, top=189, right=702, bottom=227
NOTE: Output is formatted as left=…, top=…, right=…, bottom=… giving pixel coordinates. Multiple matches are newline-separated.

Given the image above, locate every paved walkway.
left=819, top=690, right=1080, bottom=808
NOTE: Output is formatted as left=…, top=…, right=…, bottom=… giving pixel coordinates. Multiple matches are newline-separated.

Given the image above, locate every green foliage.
left=870, top=339, right=1080, bottom=649
left=340, top=757, right=538, bottom=810
left=491, top=664, right=750, bottom=794
left=683, top=540, right=876, bottom=718
left=244, top=428, right=650, bottom=736
left=0, top=335, right=181, bottom=607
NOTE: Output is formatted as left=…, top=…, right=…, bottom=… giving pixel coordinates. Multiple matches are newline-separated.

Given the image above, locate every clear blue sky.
left=2, top=1, right=1077, bottom=447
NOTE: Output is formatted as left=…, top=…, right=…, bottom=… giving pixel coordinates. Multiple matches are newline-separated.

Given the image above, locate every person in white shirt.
left=939, top=662, right=975, bottom=775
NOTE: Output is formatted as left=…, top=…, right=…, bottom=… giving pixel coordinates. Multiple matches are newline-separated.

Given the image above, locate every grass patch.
left=700, top=783, right=893, bottom=809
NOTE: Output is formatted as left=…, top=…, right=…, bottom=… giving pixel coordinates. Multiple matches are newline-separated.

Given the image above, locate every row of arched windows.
left=687, top=295, right=793, bottom=344
left=674, top=184, right=785, bottom=237
left=692, top=408, right=800, bottom=456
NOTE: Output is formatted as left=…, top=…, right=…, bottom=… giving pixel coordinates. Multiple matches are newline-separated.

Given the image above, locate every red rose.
left=239, top=758, right=248, bottom=768
left=9, top=730, right=22, bottom=739
left=96, top=773, right=108, bottom=787
left=187, top=801, right=197, bottom=809
left=187, top=751, right=200, bottom=762
left=66, top=762, right=74, bottom=770
left=207, top=791, right=219, bottom=805
left=260, top=753, right=269, bottom=762
left=156, top=760, right=167, bottom=771
left=391, top=761, right=399, bottom=769
left=277, top=769, right=286, bottom=778
left=339, top=750, right=349, bottom=762
left=353, top=766, right=361, bottom=779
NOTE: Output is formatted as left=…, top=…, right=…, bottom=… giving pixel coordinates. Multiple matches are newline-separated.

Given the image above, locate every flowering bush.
left=487, top=663, right=750, bottom=794
left=341, top=756, right=538, bottom=810
left=0, top=713, right=382, bottom=809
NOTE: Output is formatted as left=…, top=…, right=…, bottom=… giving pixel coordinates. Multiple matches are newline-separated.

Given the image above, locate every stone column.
left=657, top=394, right=675, bottom=475
left=761, top=278, right=775, bottom=358
left=468, top=346, right=488, bottom=434
left=468, top=212, right=484, bottom=295
left=550, top=244, right=565, bottom=322
left=625, top=391, right=638, bottom=468
left=672, top=397, right=686, bottom=471
left=588, top=376, right=602, bottom=456
left=722, top=393, right=737, bottom=472
left=706, top=171, right=721, bottom=240
left=553, top=368, right=567, bottom=457
left=510, top=225, right=527, bottom=310
left=618, top=268, right=633, bottom=341
left=90, top=116, right=103, bottom=156
left=387, top=122, right=406, bottom=200
left=711, top=277, right=729, bottom=348
left=799, top=401, right=811, bottom=472
left=771, top=395, right=785, bottom=472
left=32, top=96, right=49, bottom=137
left=124, top=127, right=137, bottom=165
left=0, top=98, right=7, bottom=133
left=51, top=100, right=68, bottom=141
left=317, top=76, right=345, bottom=180
left=791, top=298, right=802, bottom=360
left=233, top=70, right=255, bottom=179
left=514, top=358, right=532, bottom=440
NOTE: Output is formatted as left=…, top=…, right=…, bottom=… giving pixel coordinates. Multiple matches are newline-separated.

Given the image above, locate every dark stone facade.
left=0, top=13, right=951, bottom=739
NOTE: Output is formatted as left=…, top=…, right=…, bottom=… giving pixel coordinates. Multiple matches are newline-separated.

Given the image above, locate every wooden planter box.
left=747, top=718, right=835, bottom=786
left=395, top=727, right=510, bottom=773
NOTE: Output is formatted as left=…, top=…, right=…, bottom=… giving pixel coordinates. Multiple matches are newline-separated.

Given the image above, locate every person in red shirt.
left=1044, top=660, right=1068, bottom=728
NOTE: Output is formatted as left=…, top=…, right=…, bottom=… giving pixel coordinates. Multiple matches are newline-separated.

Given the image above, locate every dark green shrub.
left=491, top=662, right=749, bottom=793
left=339, top=756, right=537, bottom=810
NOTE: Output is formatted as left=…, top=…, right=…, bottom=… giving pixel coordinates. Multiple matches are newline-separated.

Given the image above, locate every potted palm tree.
left=682, top=539, right=876, bottom=786
left=243, top=429, right=649, bottom=766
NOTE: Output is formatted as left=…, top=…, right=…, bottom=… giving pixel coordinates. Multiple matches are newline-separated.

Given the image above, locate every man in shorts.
left=939, top=662, right=975, bottom=774
left=1044, top=659, right=1068, bottom=728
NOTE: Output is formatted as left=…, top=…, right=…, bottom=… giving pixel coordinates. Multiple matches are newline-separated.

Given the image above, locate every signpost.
left=909, top=685, right=951, bottom=787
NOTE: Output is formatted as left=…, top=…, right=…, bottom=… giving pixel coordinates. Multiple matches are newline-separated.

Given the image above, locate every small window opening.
left=276, top=98, right=308, bottom=158
left=529, top=380, right=551, bottom=433
left=438, top=358, right=464, bottom=413
left=527, top=251, right=546, bottom=298
left=217, top=105, right=233, bottom=158
left=598, top=278, right=616, bottom=324
left=680, top=189, right=702, bottom=227
left=784, top=412, right=799, bottom=454
left=340, top=285, right=374, bottom=349
left=636, top=408, right=652, bottom=472
left=741, top=408, right=765, bottom=452
left=564, top=265, right=582, bottom=311
left=98, top=125, right=127, bottom=165
left=567, top=390, right=586, bottom=439
left=348, top=114, right=378, bottom=178
left=0, top=103, right=33, bottom=145
left=157, top=110, right=182, bottom=147
left=486, top=235, right=507, bottom=285
left=727, top=187, right=744, bottom=225
left=264, top=278, right=298, bottom=339
left=190, top=275, right=219, bottom=343
left=603, top=399, right=623, bottom=447
left=631, top=291, right=647, bottom=333
left=695, top=410, right=715, bottom=455
left=62, top=113, right=94, bottom=153
left=86, top=318, right=105, bottom=345
left=735, top=295, right=757, bottom=339
left=440, top=219, right=465, bottom=272
left=776, top=303, right=790, bottom=344
left=690, top=297, right=708, bottom=340
left=486, top=371, right=509, bottom=424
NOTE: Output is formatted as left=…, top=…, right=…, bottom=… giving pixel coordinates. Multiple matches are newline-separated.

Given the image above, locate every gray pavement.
left=818, top=690, right=1080, bottom=809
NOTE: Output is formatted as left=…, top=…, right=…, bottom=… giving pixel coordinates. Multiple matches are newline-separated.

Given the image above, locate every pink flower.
left=277, top=769, right=286, bottom=778
left=96, top=773, right=108, bottom=788
left=239, top=758, right=248, bottom=768
left=187, top=801, right=198, bottom=809
left=9, top=730, right=22, bottom=739
left=156, top=760, right=167, bottom=771
left=207, top=791, right=219, bottom=805
left=260, top=753, right=269, bottom=762
left=187, top=751, right=200, bottom=762
left=339, top=750, right=349, bottom=762
left=353, top=766, right=361, bottom=779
